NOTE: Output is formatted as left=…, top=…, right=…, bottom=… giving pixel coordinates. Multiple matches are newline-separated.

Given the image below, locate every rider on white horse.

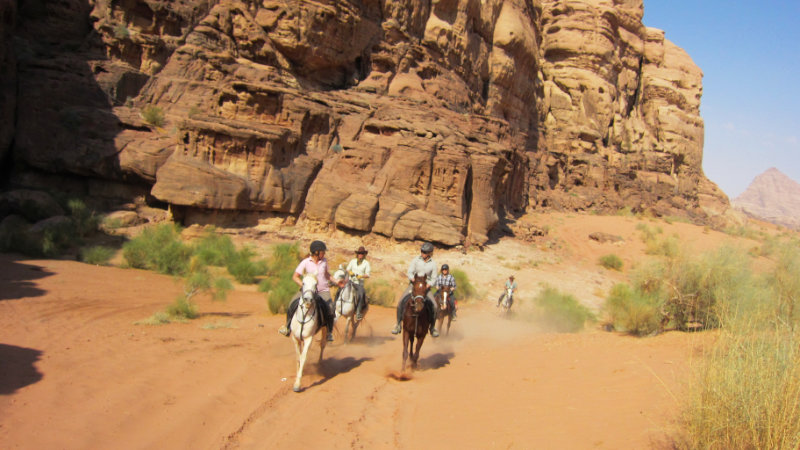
left=435, top=264, right=457, bottom=320
left=278, top=240, right=336, bottom=342
left=390, top=242, right=439, bottom=337
left=496, top=275, right=517, bottom=307
left=344, top=246, right=370, bottom=320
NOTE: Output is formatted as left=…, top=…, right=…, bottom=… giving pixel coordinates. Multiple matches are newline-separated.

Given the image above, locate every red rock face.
left=2, top=0, right=728, bottom=245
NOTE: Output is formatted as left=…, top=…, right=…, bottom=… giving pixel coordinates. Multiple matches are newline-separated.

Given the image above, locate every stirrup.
left=356, top=313, right=364, bottom=321
left=327, top=332, right=334, bottom=342
left=430, top=328, right=440, bottom=338
left=390, top=323, right=401, bottom=334
left=278, top=325, right=290, bottom=336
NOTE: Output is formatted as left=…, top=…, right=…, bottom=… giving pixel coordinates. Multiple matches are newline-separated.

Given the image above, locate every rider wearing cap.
left=345, top=246, right=371, bottom=320
left=434, top=264, right=457, bottom=320
left=497, top=275, right=518, bottom=307
left=390, top=242, right=439, bottom=337
left=278, top=240, right=337, bottom=342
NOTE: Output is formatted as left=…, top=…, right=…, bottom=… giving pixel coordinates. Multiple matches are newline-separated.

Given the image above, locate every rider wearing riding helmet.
left=278, top=240, right=337, bottom=341
left=434, top=264, right=457, bottom=320
left=345, top=246, right=371, bottom=320
left=390, top=242, right=440, bottom=337
left=496, top=274, right=518, bottom=307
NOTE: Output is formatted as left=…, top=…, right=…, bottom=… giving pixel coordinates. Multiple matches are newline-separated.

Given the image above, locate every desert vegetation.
left=601, top=229, right=800, bottom=448
left=259, top=242, right=302, bottom=314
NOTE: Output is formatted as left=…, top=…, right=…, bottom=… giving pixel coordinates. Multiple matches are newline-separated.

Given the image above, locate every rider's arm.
left=407, top=259, right=417, bottom=282
left=292, top=270, right=303, bottom=287
left=363, top=260, right=371, bottom=278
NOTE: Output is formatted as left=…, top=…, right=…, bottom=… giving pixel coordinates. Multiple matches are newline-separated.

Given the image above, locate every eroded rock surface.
left=1, top=0, right=729, bottom=245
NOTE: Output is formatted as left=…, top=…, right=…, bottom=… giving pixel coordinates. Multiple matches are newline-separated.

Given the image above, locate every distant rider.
left=434, top=264, right=457, bottom=321
left=390, top=242, right=439, bottom=337
left=497, top=275, right=517, bottom=307
left=345, top=246, right=371, bottom=320
left=278, top=240, right=336, bottom=342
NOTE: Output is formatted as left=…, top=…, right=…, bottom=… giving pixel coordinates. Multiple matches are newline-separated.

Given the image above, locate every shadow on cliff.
left=8, top=1, right=153, bottom=210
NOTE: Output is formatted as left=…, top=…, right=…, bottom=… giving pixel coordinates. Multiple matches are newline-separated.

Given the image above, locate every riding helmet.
left=441, top=264, right=449, bottom=271
left=421, top=242, right=434, bottom=253
left=310, top=240, right=327, bottom=254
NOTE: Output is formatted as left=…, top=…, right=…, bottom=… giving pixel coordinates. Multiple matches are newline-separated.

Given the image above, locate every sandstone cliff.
left=0, top=0, right=728, bottom=245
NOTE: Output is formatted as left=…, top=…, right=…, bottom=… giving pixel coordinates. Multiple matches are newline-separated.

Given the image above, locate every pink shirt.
left=295, top=257, right=330, bottom=293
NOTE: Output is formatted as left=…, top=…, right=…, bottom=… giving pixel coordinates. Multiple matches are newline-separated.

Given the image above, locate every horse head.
left=300, top=274, right=318, bottom=311
left=411, top=274, right=427, bottom=313
left=436, top=285, right=451, bottom=311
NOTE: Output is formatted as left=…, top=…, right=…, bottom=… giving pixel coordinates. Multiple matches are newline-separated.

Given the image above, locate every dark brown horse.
left=434, top=285, right=453, bottom=337
left=402, top=274, right=430, bottom=372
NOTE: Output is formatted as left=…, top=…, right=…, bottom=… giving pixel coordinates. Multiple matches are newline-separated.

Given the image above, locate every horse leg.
left=318, top=325, right=327, bottom=363
left=402, top=330, right=410, bottom=372
left=413, top=334, right=425, bottom=369
left=294, top=337, right=313, bottom=392
left=351, top=317, right=359, bottom=342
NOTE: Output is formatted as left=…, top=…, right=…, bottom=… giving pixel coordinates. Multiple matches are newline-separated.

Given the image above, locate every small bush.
left=226, top=247, right=267, bottom=284
left=532, top=286, right=595, bottom=333
left=604, top=283, right=663, bottom=336
left=260, top=243, right=302, bottom=314
left=79, top=245, right=115, bottom=265
left=67, top=199, right=99, bottom=237
left=598, top=254, right=623, bottom=271
left=261, top=277, right=298, bottom=314
left=645, top=233, right=680, bottom=257
left=365, top=278, right=396, bottom=307
left=122, top=224, right=191, bottom=275
left=141, top=105, right=165, bottom=127
left=167, top=295, right=197, bottom=319
left=193, top=229, right=236, bottom=266
left=135, top=312, right=172, bottom=325
left=451, top=269, right=476, bottom=300
left=113, top=23, right=130, bottom=39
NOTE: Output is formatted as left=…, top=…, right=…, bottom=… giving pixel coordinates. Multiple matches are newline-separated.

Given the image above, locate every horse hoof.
left=293, top=386, right=302, bottom=393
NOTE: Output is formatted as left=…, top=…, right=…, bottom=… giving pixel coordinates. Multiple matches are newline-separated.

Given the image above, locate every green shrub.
left=365, top=278, right=397, bottom=307
left=261, top=277, right=298, bottom=314
left=451, top=268, right=476, bottom=300
left=79, top=245, right=115, bottom=265
left=113, top=23, right=130, bottom=39
left=122, top=224, right=191, bottom=275
left=532, top=286, right=595, bottom=333
left=141, top=105, right=165, bottom=127
left=167, top=295, right=197, bottom=319
left=598, top=253, right=623, bottom=271
left=226, top=247, right=267, bottom=284
left=67, top=199, right=99, bottom=237
left=259, top=243, right=302, bottom=313
left=193, top=229, right=236, bottom=266
left=604, top=283, right=663, bottom=336
left=766, top=246, right=800, bottom=328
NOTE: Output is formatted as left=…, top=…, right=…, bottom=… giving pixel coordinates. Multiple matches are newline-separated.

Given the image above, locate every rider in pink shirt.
left=278, top=240, right=338, bottom=342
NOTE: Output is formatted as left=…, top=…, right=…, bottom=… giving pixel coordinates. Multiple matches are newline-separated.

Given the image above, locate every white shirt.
left=345, top=258, right=371, bottom=284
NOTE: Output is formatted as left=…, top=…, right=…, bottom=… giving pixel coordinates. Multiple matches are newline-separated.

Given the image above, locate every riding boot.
left=316, top=299, right=335, bottom=342
left=279, top=298, right=300, bottom=336
left=426, top=301, right=439, bottom=337
left=391, top=296, right=408, bottom=334
left=450, top=298, right=457, bottom=320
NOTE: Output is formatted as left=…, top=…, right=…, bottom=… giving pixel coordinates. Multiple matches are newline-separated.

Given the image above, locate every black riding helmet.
left=421, top=242, right=434, bottom=253
left=310, top=240, right=327, bottom=254
left=441, top=264, right=449, bottom=271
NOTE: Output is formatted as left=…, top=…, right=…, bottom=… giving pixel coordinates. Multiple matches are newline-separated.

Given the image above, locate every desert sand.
left=1, top=213, right=751, bottom=449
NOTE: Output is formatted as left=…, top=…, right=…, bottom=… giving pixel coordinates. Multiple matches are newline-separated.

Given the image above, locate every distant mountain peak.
left=733, top=168, right=800, bottom=229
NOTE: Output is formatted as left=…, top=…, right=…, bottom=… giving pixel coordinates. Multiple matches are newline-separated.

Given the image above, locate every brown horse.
left=402, top=274, right=431, bottom=372
left=434, top=285, right=454, bottom=337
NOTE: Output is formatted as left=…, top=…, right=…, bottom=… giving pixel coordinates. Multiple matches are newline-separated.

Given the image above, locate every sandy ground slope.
left=0, top=237, right=714, bottom=450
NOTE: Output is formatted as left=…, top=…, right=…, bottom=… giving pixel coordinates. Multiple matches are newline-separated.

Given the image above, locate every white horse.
left=333, top=268, right=362, bottom=343
left=499, top=287, right=513, bottom=315
left=290, top=274, right=327, bottom=392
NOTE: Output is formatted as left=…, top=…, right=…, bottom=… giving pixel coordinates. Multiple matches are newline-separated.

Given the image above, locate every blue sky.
left=643, top=1, right=800, bottom=199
